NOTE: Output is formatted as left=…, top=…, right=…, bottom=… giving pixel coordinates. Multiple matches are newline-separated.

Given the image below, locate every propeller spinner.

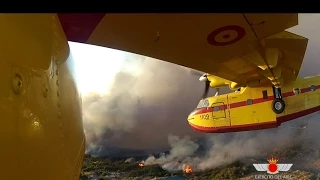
left=190, top=70, right=219, bottom=99
left=199, top=73, right=219, bottom=98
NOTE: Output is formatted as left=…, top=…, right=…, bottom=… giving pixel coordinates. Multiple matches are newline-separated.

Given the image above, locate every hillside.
left=80, top=126, right=320, bottom=180
left=80, top=144, right=320, bottom=179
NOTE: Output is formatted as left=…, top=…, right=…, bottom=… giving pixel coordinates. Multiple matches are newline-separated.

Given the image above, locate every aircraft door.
left=211, top=102, right=226, bottom=119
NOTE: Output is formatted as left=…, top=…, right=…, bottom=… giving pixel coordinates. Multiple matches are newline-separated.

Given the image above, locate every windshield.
left=196, top=99, right=209, bottom=109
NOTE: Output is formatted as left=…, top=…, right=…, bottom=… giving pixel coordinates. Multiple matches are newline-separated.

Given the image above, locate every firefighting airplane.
left=0, top=13, right=315, bottom=180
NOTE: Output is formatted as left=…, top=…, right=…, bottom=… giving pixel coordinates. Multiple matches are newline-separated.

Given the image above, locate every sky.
left=71, top=43, right=126, bottom=95
left=69, top=14, right=320, bottom=155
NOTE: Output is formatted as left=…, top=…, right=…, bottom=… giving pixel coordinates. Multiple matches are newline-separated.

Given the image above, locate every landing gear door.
left=211, top=102, right=226, bottom=119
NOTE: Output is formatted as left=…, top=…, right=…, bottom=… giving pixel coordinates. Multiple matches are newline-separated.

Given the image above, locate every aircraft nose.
left=187, top=111, right=196, bottom=121
left=187, top=116, right=194, bottom=120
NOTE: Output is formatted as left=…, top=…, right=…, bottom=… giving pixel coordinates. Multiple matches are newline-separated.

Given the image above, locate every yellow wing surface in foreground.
left=58, top=13, right=308, bottom=88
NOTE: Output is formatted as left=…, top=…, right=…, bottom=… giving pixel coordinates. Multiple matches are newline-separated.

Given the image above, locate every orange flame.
left=184, top=164, right=193, bottom=173
left=138, top=163, right=144, bottom=167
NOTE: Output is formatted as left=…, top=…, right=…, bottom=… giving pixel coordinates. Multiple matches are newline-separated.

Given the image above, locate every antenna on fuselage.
left=215, top=88, right=220, bottom=96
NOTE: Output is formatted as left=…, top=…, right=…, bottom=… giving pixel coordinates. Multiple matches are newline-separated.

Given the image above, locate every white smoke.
left=142, top=113, right=320, bottom=172
left=125, top=157, right=135, bottom=163
left=81, top=53, right=206, bottom=155
left=143, top=134, right=199, bottom=169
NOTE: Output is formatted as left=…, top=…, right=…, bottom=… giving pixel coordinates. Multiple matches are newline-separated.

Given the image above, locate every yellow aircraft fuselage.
left=188, top=76, right=320, bottom=133
left=0, top=15, right=85, bottom=179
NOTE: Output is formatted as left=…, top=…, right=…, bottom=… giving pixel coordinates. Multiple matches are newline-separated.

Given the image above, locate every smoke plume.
left=82, top=53, right=208, bottom=155
left=142, top=113, right=320, bottom=172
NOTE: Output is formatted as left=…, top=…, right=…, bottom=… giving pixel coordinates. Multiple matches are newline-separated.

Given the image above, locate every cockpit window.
left=196, top=99, right=210, bottom=109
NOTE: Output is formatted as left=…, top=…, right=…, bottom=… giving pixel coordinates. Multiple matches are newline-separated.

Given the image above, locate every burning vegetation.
left=81, top=117, right=320, bottom=179
left=80, top=150, right=320, bottom=180
left=183, top=164, right=193, bottom=174
left=138, top=163, right=144, bottom=167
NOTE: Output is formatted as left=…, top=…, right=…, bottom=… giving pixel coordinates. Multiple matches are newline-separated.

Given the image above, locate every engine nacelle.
left=204, top=73, right=273, bottom=91
left=200, top=73, right=246, bottom=91
left=206, top=74, right=231, bottom=88
left=229, top=82, right=243, bottom=90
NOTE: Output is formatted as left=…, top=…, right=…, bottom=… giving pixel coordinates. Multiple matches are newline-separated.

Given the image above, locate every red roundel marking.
left=268, top=164, right=277, bottom=173
left=207, top=25, right=246, bottom=46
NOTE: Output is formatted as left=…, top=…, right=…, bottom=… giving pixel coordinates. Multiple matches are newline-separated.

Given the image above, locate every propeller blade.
left=202, top=80, right=210, bottom=99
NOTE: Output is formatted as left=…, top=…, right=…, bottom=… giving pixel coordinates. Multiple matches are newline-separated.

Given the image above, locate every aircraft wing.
left=58, top=13, right=308, bottom=87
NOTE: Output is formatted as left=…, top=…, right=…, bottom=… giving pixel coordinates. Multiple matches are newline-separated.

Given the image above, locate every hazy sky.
left=288, top=14, right=320, bottom=76
left=69, top=14, right=320, bottom=153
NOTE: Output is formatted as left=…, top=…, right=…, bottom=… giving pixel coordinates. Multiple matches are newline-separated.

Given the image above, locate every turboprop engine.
left=199, top=73, right=243, bottom=98
left=190, top=70, right=244, bottom=98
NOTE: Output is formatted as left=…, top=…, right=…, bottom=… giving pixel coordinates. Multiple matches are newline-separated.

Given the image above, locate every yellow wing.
left=62, top=13, right=308, bottom=88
